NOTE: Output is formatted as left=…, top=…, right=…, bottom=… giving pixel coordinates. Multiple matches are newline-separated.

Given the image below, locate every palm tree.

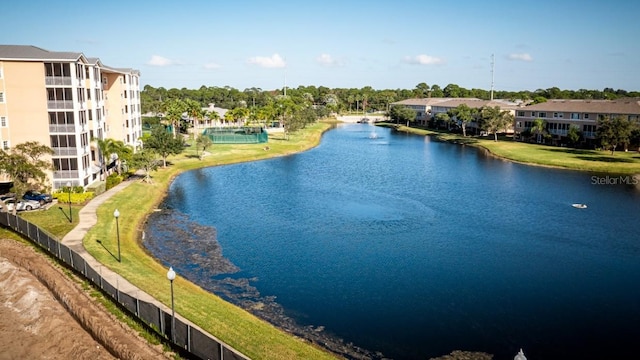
left=530, top=118, right=547, bottom=143
left=185, top=99, right=204, bottom=132
left=207, top=109, right=220, bottom=127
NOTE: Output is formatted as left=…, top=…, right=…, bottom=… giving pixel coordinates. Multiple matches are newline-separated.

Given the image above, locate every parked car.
left=23, top=190, right=53, bottom=205
left=3, top=198, right=41, bottom=212
left=0, top=193, right=15, bottom=202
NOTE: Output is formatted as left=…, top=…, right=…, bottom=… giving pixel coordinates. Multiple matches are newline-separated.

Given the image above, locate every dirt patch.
left=0, top=238, right=171, bottom=360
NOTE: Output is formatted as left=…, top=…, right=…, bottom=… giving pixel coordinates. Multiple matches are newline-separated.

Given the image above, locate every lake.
left=144, top=124, right=640, bottom=360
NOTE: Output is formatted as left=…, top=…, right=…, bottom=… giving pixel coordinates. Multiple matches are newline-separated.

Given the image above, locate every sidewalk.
left=60, top=178, right=248, bottom=359
left=61, top=179, right=174, bottom=315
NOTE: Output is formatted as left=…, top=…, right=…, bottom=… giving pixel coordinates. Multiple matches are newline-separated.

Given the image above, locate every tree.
left=129, top=148, right=158, bottom=183
left=597, top=115, right=636, bottom=155
left=449, top=104, right=474, bottom=137
left=185, top=99, right=205, bottom=132
left=206, top=109, right=220, bottom=127
left=195, top=134, right=213, bottom=160
left=161, top=98, right=187, bottom=137
left=567, top=125, right=581, bottom=147
left=144, top=126, right=185, bottom=167
left=434, top=112, right=451, bottom=129
left=389, top=106, right=416, bottom=125
left=0, top=142, right=53, bottom=214
left=480, top=106, right=514, bottom=141
left=94, top=138, right=132, bottom=177
left=530, top=118, right=547, bottom=143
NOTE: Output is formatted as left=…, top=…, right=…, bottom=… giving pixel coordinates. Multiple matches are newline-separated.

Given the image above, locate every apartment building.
left=513, top=99, right=640, bottom=145
left=0, top=45, right=141, bottom=190
left=390, top=98, right=452, bottom=125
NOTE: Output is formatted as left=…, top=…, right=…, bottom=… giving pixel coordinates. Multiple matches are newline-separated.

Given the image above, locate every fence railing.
left=0, top=212, right=249, bottom=360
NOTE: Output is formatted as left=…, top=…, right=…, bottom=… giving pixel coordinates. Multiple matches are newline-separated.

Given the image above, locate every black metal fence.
left=0, top=212, right=249, bottom=360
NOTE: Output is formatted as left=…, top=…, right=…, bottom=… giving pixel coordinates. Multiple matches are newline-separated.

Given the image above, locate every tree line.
left=141, top=83, right=640, bottom=115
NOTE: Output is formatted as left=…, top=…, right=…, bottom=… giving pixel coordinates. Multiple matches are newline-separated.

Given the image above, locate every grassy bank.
left=14, top=122, right=338, bottom=360
left=384, top=124, right=640, bottom=175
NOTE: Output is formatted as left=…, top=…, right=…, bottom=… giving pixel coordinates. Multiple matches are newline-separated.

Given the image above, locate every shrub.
left=106, top=174, right=123, bottom=190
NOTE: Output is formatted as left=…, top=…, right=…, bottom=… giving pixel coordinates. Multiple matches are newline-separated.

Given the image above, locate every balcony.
left=49, top=124, right=76, bottom=133
left=52, top=147, right=78, bottom=156
left=45, top=76, right=72, bottom=86
left=53, top=170, right=79, bottom=179
left=47, top=100, right=73, bottom=109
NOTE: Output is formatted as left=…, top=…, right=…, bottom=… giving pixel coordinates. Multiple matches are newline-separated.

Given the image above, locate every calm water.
left=145, top=124, right=640, bottom=360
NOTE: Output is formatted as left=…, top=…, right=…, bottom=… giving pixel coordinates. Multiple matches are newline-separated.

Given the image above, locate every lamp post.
left=167, top=267, right=176, bottom=342
left=66, top=181, right=72, bottom=223
left=114, top=209, right=121, bottom=262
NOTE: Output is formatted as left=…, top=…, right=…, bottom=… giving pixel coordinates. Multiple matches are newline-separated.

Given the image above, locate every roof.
left=391, top=98, right=453, bottom=106
left=0, top=44, right=140, bottom=75
left=432, top=98, right=519, bottom=110
left=0, top=45, right=84, bottom=62
left=522, top=99, right=640, bottom=114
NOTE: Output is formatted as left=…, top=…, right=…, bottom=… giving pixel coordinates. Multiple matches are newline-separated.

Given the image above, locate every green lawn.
left=82, top=122, right=338, bottom=360
left=385, top=124, right=640, bottom=175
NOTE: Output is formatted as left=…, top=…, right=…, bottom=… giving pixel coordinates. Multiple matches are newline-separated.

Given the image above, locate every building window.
left=584, top=113, right=590, bottom=119
left=517, top=111, right=525, bottom=117
left=531, top=112, right=536, bottom=117
left=570, top=113, right=580, bottom=120
left=538, top=112, right=547, bottom=118
left=0, top=92, right=4, bottom=102
left=553, top=112, right=563, bottom=118
left=0, top=116, right=6, bottom=127
left=2, top=141, right=8, bottom=150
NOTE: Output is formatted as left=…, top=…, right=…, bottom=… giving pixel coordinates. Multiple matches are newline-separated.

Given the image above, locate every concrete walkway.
left=61, top=179, right=174, bottom=316
left=61, top=178, right=248, bottom=358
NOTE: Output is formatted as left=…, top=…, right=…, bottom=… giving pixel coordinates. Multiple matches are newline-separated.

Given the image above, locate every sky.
left=2, top=0, right=639, bottom=92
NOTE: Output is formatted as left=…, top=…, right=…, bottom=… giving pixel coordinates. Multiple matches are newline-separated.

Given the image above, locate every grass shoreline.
left=382, top=123, right=640, bottom=175
left=83, top=122, right=340, bottom=360
left=10, top=120, right=639, bottom=359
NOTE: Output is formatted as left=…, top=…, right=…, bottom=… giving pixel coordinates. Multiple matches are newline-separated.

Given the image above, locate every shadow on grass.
left=575, top=156, right=637, bottom=163
left=57, top=206, right=72, bottom=223
left=96, top=239, right=119, bottom=262
left=542, top=148, right=596, bottom=155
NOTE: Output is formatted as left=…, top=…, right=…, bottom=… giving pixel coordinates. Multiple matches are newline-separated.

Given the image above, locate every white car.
left=2, top=198, right=41, bottom=211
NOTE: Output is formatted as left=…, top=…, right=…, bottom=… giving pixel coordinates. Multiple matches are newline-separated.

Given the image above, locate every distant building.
left=390, top=98, right=452, bottom=126
left=513, top=99, right=640, bottom=145
left=0, top=45, right=141, bottom=190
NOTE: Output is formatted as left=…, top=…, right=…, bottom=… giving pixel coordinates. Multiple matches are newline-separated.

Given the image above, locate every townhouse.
left=0, top=45, right=141, bottom=190
left=392, top=98, right=519, bottom=133
left=513, top=99, right=640, bottom=145
left=390, top=98, right=452, bottom=126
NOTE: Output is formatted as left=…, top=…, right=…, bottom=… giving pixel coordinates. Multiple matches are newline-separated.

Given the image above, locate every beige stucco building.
left=0, top=45, right=141, bottom=190
left=513, top=99, right=640, bottom=145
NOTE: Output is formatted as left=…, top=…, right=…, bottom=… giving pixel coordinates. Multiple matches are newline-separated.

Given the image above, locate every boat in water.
left=572, top=203, right=587, bottom=209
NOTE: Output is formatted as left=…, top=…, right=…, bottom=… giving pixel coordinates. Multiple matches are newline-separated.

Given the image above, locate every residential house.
left=0, top=45, right=141, bottom=190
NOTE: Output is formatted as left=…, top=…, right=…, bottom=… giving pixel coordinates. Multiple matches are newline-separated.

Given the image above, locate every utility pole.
left=490, top=53, right=495, bottom=101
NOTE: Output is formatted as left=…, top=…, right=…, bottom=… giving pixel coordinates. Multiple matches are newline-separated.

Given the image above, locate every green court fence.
left=202, top=127, right=268, bottom=144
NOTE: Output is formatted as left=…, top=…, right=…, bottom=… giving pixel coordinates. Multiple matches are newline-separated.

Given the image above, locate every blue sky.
left=3, top=0, right=639, bottom=92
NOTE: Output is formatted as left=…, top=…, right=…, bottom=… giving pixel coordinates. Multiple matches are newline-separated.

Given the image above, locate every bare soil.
left=0, top=238, right=171, bottom=360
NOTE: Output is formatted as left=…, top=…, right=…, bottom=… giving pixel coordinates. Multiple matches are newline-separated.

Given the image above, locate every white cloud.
left=316, top=53, right=343, bottom=67
left=247, top=53, right=286, bottom=68
left=146, top=55, right=177, bottom=66
left=203, top=62, right=221, bottom=69
left=403, top=54, right=445, bottom=65
left=507, top=53, right=533, bottom=62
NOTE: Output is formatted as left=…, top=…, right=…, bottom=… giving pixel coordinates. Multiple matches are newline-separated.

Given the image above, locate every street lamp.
left=66, top=181, right=72, bottom=223
left=167, top=267, right=176, bottom=342
left=113, top=209, right=121, bottom=262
